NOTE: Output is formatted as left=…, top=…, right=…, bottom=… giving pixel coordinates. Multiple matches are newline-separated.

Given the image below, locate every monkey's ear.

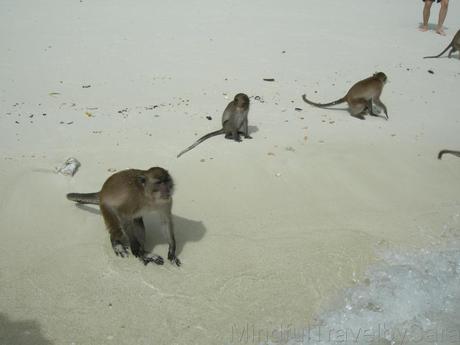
left=137, top=175, right=147, bottom=185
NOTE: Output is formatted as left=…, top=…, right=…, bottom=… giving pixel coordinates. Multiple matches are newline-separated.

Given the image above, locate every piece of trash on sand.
left=49, top=92, right=61, bottom=96
left=263, top=78, right=275, bottom=82
left=56, top=158, right=81, bottom=176
left=254, top=96, right=265, bottom=103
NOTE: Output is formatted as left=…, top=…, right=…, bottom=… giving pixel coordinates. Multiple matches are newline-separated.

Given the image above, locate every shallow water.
left=270, top=215, right=460, bottom=345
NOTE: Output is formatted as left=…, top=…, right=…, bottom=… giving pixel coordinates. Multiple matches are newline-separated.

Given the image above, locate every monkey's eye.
left=137, top=175, right=147, bottom=185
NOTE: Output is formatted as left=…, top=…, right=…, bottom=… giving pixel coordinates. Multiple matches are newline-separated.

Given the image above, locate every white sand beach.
left=1, top=0, right=460, bottom=344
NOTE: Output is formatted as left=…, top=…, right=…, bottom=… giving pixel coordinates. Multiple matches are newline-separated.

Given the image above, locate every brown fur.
left=177, top=93, right=251, bottom=157
left=67, top=167, right=180, bottom=266
left=424, top=29, right=460, bottom=59
left=302, top=72, right=389, bottom=120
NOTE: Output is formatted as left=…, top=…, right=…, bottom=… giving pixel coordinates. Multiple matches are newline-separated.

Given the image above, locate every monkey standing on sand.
left=302, top=72, right=389, bottom=120
left=424, top=29, right=460, bottom=59
left=177, top=93, right=251, bottom=158
left=67, top=167, right=181, bottom=266
left=438, top=150, right=460, bottom=159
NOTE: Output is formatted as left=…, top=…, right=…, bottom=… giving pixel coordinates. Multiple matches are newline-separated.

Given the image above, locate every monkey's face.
left=234, top=93, right=250, bottom=108
left=153, top=178, right=174, bottom=200
left=374, top=72, right=387, bottom=83
left=144, top=167, right=174, bottom=201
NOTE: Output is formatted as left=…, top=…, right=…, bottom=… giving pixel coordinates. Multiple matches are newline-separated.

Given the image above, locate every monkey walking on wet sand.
left=424, top=29, right=460, bottom=59
left=177, top=93, right=251, bottom=158
left=302, top=72, right=389, bottom=120
left=67, top=167, right=181, bottom=266
left=438, top=150, right=460, bottom=159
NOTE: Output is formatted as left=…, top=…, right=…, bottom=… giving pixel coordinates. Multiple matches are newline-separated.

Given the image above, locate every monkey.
left=67, top=167, right=181, bottom=266
left=438, top=150, right=460, bottom=159
left=424, top=29, right=460, bottom=59
left=177, top=93, right=251, bottom=158
left=302, top=72, right=389, bottom=120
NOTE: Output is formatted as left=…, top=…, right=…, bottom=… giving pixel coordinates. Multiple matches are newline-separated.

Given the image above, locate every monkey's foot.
left=141, top=253, right=164, bottom=266
left=244, top=135, right=253, bottom=139
left=168, top=253, right=181, bottom=267
left=113, top=243, right=129, bottom=258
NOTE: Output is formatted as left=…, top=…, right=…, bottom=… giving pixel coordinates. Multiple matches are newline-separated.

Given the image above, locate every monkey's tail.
left=67, top=192, right=100, bottom=205
left=302, top=94, right=345, bottom=107
left=177, top=129, right=225, bottom=158
left=438, top=150, right=460, bottom=160
left=423, top=44, right=451, bottom=59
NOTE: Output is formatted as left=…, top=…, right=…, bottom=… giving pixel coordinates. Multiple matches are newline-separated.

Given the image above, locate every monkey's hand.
left=113, top=243, right=129, bottom=258
left=142, top=253, right=164, bottom=266
left=168, top=253, right=181, bottom=267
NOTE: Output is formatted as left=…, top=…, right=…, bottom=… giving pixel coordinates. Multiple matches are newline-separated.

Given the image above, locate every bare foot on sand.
left=419, top=25, right=429, bottom=32
left=436, top=27, right=446, bottom=36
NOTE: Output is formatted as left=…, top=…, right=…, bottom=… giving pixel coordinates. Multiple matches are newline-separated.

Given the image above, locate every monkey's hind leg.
left=367, top=100, right=380, bottom=117
left=131, top=217, right=164, bottom=266
left=448, top=47, right=457, bottom=58
left=233, top=130, right=242, bottom=142
left=349, top=99, right=366, bottom=120
left=100, top=204, right=129, bottom=258
left=224, top=130, right=242, bottom=142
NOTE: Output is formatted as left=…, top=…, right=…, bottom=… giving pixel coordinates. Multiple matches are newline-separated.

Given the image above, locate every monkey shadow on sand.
left=75, top=204, right=206, bottom=256
left=248, top=125, right=259, bottom=135
left=0, top=313, right=54, bottom=345
left=313, top=107, right=388, bottom=120
left=143, top=214, right=206, bottom=255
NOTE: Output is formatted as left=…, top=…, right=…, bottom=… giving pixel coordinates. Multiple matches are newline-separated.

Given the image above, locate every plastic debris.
left=56, top=158, right=81, bottom=176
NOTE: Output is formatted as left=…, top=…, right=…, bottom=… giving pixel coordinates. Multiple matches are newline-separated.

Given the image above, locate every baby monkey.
left=302, top=72, right=389, bottom=120
left=438, top=150, right=460, bottom=159
left=177, top=93, right=251, bottom=158
left=424, top=29, right=460, bottom=59
left=67, top=167, right=181, bottom=266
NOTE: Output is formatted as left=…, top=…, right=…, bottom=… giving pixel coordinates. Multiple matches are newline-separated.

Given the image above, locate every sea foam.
left=282, top=217, right=460, bottom=345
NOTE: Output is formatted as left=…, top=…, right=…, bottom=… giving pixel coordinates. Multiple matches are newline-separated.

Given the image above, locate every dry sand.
left=1, top=0, right=460, bottom=344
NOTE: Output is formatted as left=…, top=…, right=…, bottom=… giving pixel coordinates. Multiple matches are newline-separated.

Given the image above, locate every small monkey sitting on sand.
left=177, top=93, right=251, bottom=158
left=302, top=72, right=389, bottom=120
left=67, top=167, right=181, bottom=266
